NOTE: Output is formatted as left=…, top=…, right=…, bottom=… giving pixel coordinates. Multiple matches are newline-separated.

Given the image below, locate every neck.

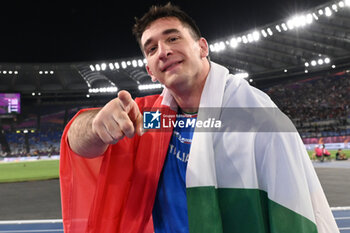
left=169, top=60, right=210, bottom=113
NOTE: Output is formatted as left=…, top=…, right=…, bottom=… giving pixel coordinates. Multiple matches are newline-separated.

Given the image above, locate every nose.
left=158, top=42, right=172, bottom=61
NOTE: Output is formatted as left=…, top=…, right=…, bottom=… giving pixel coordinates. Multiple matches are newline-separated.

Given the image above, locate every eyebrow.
left=143, top=28, right=181, bottom=51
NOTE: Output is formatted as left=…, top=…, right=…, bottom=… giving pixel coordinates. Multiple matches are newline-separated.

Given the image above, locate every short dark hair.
left=132, top=2, right=202, bottom=52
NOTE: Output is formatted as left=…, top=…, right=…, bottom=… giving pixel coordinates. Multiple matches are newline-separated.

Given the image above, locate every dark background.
left=0, top=0, right=330, bottom=63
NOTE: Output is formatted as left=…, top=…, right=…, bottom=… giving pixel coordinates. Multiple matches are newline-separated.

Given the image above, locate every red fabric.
left=323, top=148, right=331, bottom=156
left=314, top=147, right=322, bottom=157
left=60, top=94, right=176, bottom=233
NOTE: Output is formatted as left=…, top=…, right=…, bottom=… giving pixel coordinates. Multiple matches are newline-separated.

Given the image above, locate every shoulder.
left=222, top=75, right=276, bottom=108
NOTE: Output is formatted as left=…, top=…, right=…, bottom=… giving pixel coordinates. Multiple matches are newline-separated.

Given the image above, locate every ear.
left=146, top=65, right=158, bottom=82
left=198, top=37, right=209, bottom=58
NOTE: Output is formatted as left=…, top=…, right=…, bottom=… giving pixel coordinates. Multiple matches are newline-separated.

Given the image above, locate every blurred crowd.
left=0, top=71, right=349, bottom=157
left=266, top=71, right=350, bottom=138
left=1, top=127, right=62, bottom=158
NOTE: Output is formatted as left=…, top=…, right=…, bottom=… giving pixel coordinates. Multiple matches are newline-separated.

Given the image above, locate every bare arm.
left=67, top=90, right=143, bottom=158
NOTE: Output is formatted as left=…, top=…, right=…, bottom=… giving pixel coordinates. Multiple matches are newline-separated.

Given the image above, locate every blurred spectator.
left=313, top=145, right=323, bottom=161
left=322, top=144, right=331, bottom=161
left=335, top=149, right=348, bottom=160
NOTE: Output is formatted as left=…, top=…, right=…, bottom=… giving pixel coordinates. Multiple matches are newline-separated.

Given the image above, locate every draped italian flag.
left=184, top=62, right=339, bottom=233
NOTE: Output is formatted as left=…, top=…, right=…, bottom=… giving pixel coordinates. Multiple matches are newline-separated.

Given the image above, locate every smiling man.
left=141, top=17, right=209, bottom=114
left=60, top=3, right=339, bottom=233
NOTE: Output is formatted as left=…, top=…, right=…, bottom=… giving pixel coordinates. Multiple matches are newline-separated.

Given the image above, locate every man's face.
left=141, top=17, right=208, bottom=89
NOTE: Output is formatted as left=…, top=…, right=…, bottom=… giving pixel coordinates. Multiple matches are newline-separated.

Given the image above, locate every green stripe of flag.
left=187, top=187, right=317, bottom=233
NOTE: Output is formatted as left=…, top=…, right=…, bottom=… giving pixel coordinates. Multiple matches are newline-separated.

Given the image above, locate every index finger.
left=118, top=90, right=143, bottom=125
left=118, top=90, right=134, bottom=112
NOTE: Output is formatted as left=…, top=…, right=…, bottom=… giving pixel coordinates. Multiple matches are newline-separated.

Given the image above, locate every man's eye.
left=169, top=37, right=178, bottom=42
left=148, top=46, right=157, bottom=54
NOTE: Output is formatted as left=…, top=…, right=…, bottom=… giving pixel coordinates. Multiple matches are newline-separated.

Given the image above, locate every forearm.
left=67, top=109, right=108, bottom=158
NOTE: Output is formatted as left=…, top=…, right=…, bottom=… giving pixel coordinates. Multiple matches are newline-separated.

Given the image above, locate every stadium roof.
left=0, top=0, right=349, bottom=104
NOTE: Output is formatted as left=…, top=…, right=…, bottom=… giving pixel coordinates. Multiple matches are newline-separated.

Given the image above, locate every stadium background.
left=0, top=0, right=349, bottom=232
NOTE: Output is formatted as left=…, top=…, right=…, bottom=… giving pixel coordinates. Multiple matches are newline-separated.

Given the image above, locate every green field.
left=0, top=149, right=348, bottom=183
left=0, top=159, right=59, bottom=183
left=307, top=149, right=350, bottom=160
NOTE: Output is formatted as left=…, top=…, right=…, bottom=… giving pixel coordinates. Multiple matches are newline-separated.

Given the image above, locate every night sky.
left=0, top=0, right=330, bottom=63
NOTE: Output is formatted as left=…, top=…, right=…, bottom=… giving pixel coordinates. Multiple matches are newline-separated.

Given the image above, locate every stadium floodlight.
left=8, top=71, right=12, bottom=74
left=88, top=86, right=118, bottom=93
left=108, top=87, right=118, bottom=92
left=298, top=15, right=307, bottom=27
left=287, top=20, right=295, bottom=30
left=209, top=44, right=215, bottom=52
left=306, top=14, right=313, bottom=24
left=339, top=1, right=345, bottom=7
left=249, top=79, right=253, bottom=83
left=332, top=4, right=338, bottom=11
left=311, top=60, right=317, bottom=66
left=219, top=41, right=226, bottom=51
left=305, top=70, right=308, bottom=73
left=325, top=7, right=332, bottom=17
left=237, top=37, right=242, bottom=43
left=39, top=71, right=43, bottom=74
left=114, top=62, right=120, bottom=69
left=318, top=9, right=324, bottom=15
left=247, top=33, right=253, bottom=43
left=95, top=64, right=101, bottom=71
left=233, top=72, right=249, bottom=79
left=275, top=25, right=281, bottom=32
left=32, top=92, right=35, bottom=96
left=101, top=63, right=107, bottom=71
left=143, top=58, right=147, bottom=64
left=284, top=69, right=288, bottom=73
left=267, top=28, right=273, bottom=36
left=252, top=31, right=260, bottom=41
left=324, top=57, right=330, bottom=63
left=230, top=38, right=238, bottom=48
left=3, top=71, right=7, bottom=74
left=86, top=94, right=90, bottom=98
left=261, top=29, right=268, bottom=37
left=281, top=23, right=288, bottom=31
left=50, top=71, right=54, bottom=74
left=121, top=61, right=127, bottom=69
left=14, top=71, right=18, bottom=74
left=345, top=0, right=350, bottom=6
left=318, top=59, right=324, bottom=65
left=138, top=83, right=163, bottom=90
left=212, top=41, right=226, bottom=52
left=332, top=65, right=336, bottom=68
left=214, top=42, right=220, bottom=51
left=109, top=63, right=114, bottom=70
left=127, top=61, right=131, bottom=66
left=305, top=62, right=309, bottom=67
left=138, top=59, right=144, bottom=67
left=132, top=60, right=138, bottom=68
left=312, top=13, right=319, bottom=20
left=291, top=15, right=307, bottom=28
left=242, top=35, right=248, bottom=44
left=44, top=71, right=48, bottom=74
left=90, top=65, right=95, bottom=71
